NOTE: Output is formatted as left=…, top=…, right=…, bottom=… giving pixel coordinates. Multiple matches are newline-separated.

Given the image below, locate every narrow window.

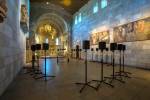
left=75, top=16, right=78, bottom=25
left=101, top=0, right=107, bottom=9
left=93, top=2, right=98, bottom=13
left=78, top=13, right=82, bottom=22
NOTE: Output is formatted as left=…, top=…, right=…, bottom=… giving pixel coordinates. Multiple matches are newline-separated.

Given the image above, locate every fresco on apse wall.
left=114, top=17, right=150, bottom=42
left=21, top=5, right=28, bottom=24
left=0, top=0, right=7, bottom=23
left=20, top=4, right=29, bottom=33
left=90, top=31, right=110, bottom=45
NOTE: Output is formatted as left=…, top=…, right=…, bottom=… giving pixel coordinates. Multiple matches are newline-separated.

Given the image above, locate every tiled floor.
left=0, top=58, right=150, bottom=100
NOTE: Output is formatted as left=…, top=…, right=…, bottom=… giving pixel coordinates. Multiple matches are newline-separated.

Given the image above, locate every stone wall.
left=72, top=0, right=150, bottom=69
left=0, top=0, right=26, bottom=95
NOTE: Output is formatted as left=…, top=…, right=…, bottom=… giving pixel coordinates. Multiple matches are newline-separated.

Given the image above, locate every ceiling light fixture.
left=46, top=2, right=49, bottom=5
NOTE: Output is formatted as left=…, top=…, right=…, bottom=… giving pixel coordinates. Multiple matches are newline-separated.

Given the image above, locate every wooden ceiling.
left=30, top=0, right=89, bottom=14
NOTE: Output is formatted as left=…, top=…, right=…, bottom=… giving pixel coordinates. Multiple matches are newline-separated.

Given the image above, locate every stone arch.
left=34, top=13, right=69, bottom=35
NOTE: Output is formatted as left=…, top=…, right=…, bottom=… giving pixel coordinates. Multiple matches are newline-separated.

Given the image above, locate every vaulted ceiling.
left=30, top=0, right=89, bottom=14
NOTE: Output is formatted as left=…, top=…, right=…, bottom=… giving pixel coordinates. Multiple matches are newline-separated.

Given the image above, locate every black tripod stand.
left=114, top=44, right=125, bottom=80
left=96, top=48, right=99, bottom=62
left=120, top=45, right=131, bottom=78
left=75, top=40, right=97, bottom=93
left=91, top=48, right=94, bottom=61
left=105, top=48, right=109, bottom=66
left=30, top=44, right=44, bottom=78
left=91, top=42, right=114, bottom=90
left=35, top=43, right=55, bottom=81
left=25, top=51, right=36, bottom=74
left=76, top=50, right=97, bottom=93
left=104, top=43, right=125, bottom=84
left=25, top=45, right=38, bottom=75
left=57, top=49, right=59, bottom=64
left=79, top=49, right=82, bottom=59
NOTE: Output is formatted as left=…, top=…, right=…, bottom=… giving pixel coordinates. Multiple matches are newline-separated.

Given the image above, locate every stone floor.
left=0, top=58, right=150, bottom=100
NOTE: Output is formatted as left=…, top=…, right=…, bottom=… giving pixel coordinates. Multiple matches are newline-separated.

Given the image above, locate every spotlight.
left=46, top=2, right=49, bottom=5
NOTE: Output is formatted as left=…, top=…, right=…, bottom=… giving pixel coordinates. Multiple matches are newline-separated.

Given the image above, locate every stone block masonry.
left=72, top=0, right=150, bottom=69
left=0, top=0, right=26, bottom=95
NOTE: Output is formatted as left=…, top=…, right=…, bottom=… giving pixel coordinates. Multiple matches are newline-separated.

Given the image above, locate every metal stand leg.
left=90, top=50, right=114, bottom=90
left=120, top=51, right=132, bottom=78
left=75, top=50, right=97, bottom=93
left=24, top=51, right=35, bottom=75
left=104, top=51, right=125, bottom=84
left=35, top=50, right=55, bottom=81
left=114, top=51, right=125, bottom=80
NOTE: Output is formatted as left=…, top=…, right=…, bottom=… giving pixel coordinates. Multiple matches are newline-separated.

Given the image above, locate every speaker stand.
left=24, top=51, right=36, bottom=75
left=32, top=54, right=43, bottom=78
left=105, top=50, right=109, bottom=66
left=91, top=51, right=93, bottom=61
left=79, top=50, right=81, bottom=59
left=75, top=50, right=97, bottom=93
left=35, top=50, right=55, bottom=81
left=57, top=55, right=59, bottom=64
left=114, top=50, right=125, bottom=80
left=91, top=50, right=114, bottom=90
left=120, top=51, right=131, bottom=78
left=96, top=50, right=98, bottom=62
left=104, top=51, right=125, bottom=84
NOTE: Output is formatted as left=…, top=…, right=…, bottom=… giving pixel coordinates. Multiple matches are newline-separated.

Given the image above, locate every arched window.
left=45, top=38, right=49, bottom=43
left=56, top=38, right=59, bottom=45
left=93, top=2, right=99, bottom=13
left=78, top=13, right=82, bottom=22
left=101, top=0, right=107, bottom=9
left=75, top=16, right=78, bottom=25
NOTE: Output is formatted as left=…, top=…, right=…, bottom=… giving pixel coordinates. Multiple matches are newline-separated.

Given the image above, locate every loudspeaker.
left=99, top=42, right=106, bottom=50
left=76, top=45, right=79, bottom=51
left=43, top=43, right=49, bottom=50
left=105, top=48, right=109, bottom=51
left=117, top=44, right=123, bottom=51
left=122, top=45, right=126, bottom=51
left=36, top=44, right=41, bottom=50
left=31, top=45, right=36, bottom=51
left=91, top=48, right=94, bottom=51
left=96, top=48, right=99, bottom=51
left=110, top=43, right=117, bottom=51
left=82, top=40, right=90, bottom=49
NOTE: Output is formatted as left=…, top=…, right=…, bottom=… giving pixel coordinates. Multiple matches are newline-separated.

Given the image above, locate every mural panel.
left=114, top=17, right=150, bottom=42
left=90, top=31, right=109, bottom=45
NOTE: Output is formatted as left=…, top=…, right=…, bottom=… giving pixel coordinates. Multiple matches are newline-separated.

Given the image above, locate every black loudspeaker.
left=43, top=43, right=49, bottom=50
left=105, top=48, right=109, bottom=51
left=96, top=48, right=99, bottom=51
left=76, top=45, right=79, bottom=51
left=117, top=44, right=123, bottom=51
left=110, top=43, right=117, bottom=51
left=122, top=45, right=126, bottom=51
left=99, top=42, right=106, bottom=50
left=31, top=45, right=36, bottom=51
left=91, top=48, right=94, bottom=51
left=36, top=44, right=41, bottom=50
left=82, top=40, right=90, bottom=49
